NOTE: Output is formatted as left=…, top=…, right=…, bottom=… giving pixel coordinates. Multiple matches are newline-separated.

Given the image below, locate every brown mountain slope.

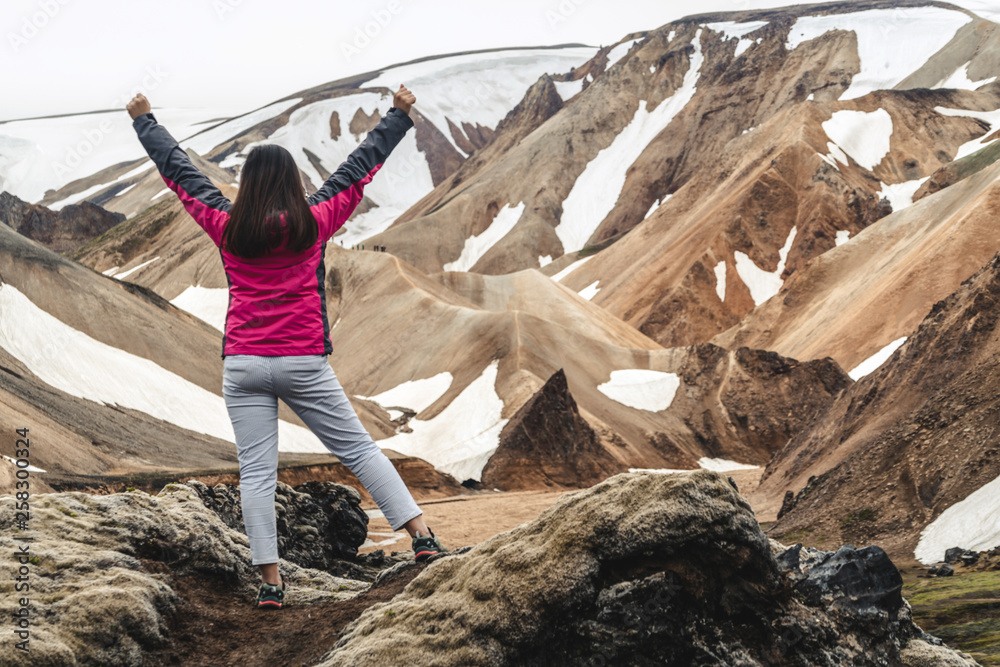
left=0, top=191, right=125, bottom=253
left=759, top=252, right=1000, bottom=559
left=714, top=155, right=1000, bottom=372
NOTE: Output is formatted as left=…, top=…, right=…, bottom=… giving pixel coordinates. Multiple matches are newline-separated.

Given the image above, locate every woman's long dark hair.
left=222, top=144, right=318, bottom=258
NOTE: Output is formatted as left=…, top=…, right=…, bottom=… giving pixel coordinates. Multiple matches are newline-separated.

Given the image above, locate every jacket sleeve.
left=307, top=106, right=414, bottom=242
left=132, top=112, right=231, bottom=247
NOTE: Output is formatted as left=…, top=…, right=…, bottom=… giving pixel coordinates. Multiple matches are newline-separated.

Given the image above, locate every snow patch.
left=597, top=369, right=680, bottom=412
left=180, top=98, right=303, bottom=155
left=785, top=8, right=973, bottom=100
left=936, top=105, right=1000, bottom=159
left=2, top=454, right=45, bottom=473
left=538, top=255, right=553, bottom=268
left=557, top=30, right=704, bottom=253
left=236, top=93, right=434, bottom=247
left=835, top=230, right=851, bottom=246
left=848, top=337, right=907, bottom=381
left=357, top=371, right=454, bottom=417
left=114, top=256, right=159, bottom=281
left=879, top=178, right=929, bottom=212
left=553, top=78, right=586, bottom=101
left=373, top=360, right=506, bottom=482
left=822, top=142, right=850, bottom=170
left=644, top=193, right=671, bottom=219
left=606, top=38, right=642, bottom=70
left=0, top=284, right=324, bottom=452
left=706, top=20, right=768, bottom=58
left=444, top=202, right=525, bottom=272
left=0, top=108, right=234, bottom=204
left=47, top=162, right=154, bottom=211
left=733, top=227, right=797, bottom=306
left=578, top=281, right=601, bottom=300
left=822, top=109, right=893, bottom=171
left=697, top=457, right=760, bottom=472
left=550, top=255, right=594, bottom=282
left=934, top=63, right=998, bottom=91
left=170, top=286, right=228, bottom=332
left=363, top=48, right=598, bottom=157
left=714, top=261, right=727, bottom=302
left=915, top=473, right=1000, bottom=564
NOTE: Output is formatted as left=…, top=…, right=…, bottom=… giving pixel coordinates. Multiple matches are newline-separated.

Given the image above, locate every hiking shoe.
left=254, top=575, right=286, bottom=609
left=412, top=529, right=448, bottom=562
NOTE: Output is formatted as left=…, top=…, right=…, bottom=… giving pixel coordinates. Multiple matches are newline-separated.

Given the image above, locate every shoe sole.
left=255, top=600, right=282, bottom=609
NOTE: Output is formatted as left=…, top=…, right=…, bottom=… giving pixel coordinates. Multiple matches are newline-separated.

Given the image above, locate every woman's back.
left=131, top=104, right=415, bottom=358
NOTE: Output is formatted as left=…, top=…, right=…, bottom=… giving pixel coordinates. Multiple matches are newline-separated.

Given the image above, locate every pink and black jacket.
left=132, top=105, right=413, bottom=358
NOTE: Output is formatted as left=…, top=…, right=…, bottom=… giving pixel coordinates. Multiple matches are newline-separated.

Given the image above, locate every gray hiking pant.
left=222, top=353, right=422, bottom=565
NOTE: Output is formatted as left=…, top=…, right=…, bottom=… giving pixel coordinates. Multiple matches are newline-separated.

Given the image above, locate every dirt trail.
left=139, top=559, right=426, bottom=667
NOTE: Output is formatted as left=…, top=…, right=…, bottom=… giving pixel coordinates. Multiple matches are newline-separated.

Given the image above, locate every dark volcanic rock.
left=480, top=368, right=627, bottom=490
left=945, top=547, right=980, bottom=566
left=0, top=190, right=125, bottom=253
left=187, top=479, right=373, bottom=580
left=321, top=470, right=976, bottom=666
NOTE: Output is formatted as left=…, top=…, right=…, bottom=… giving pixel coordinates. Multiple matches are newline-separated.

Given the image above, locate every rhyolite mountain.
left=3, top=0, right=1000, bottom=572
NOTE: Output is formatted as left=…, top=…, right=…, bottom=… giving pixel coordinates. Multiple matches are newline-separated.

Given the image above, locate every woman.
left=127, top=86, right=446, bottom=610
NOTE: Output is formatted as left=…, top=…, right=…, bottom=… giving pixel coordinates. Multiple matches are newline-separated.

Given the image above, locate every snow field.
left=934, top=63, right=998, bottom=91
left=236, top=92, right=433, bottom=247
left=915, top=474, right=1000, bottom=564
left=556, top=30, right=705, bottom=253
left=785, top=8, right=973, bottom=100
left=356, top=371, right=454, bottom=416
left=597, top=369, right=681, bottom=412
left=169, top=286, right=229, bottom=332
left=444, top=202, right=526, bottom=272
left=362, top=48, right=598, bottom=157
left=0, top=107, right=238, bottom=204
left=0, top=283, right=326, bottom=452
left=180, top=98, right=303, bottom=156
left=372, top=360, right=507, bottom=482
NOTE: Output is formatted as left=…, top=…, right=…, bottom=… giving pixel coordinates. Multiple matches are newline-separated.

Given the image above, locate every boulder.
left=0, top=483, right=368, bottom=666
left=186, top=479, right=373, bottom=580
left=319, top=470, right=977, bottom=666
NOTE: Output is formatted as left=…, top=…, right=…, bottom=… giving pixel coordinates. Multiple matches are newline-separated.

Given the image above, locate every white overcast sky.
left=2, top=0, right=997, bottom=122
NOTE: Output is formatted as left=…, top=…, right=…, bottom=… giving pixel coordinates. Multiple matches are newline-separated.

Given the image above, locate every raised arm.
left=128, top=94, right=231, bottom=247
left=308, top=84, right=416, bottom=242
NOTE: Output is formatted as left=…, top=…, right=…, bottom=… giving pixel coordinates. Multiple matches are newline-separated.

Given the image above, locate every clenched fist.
left=126, top=93, right=151, bottom=120
left=393, top=84, right=415, bottom=115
